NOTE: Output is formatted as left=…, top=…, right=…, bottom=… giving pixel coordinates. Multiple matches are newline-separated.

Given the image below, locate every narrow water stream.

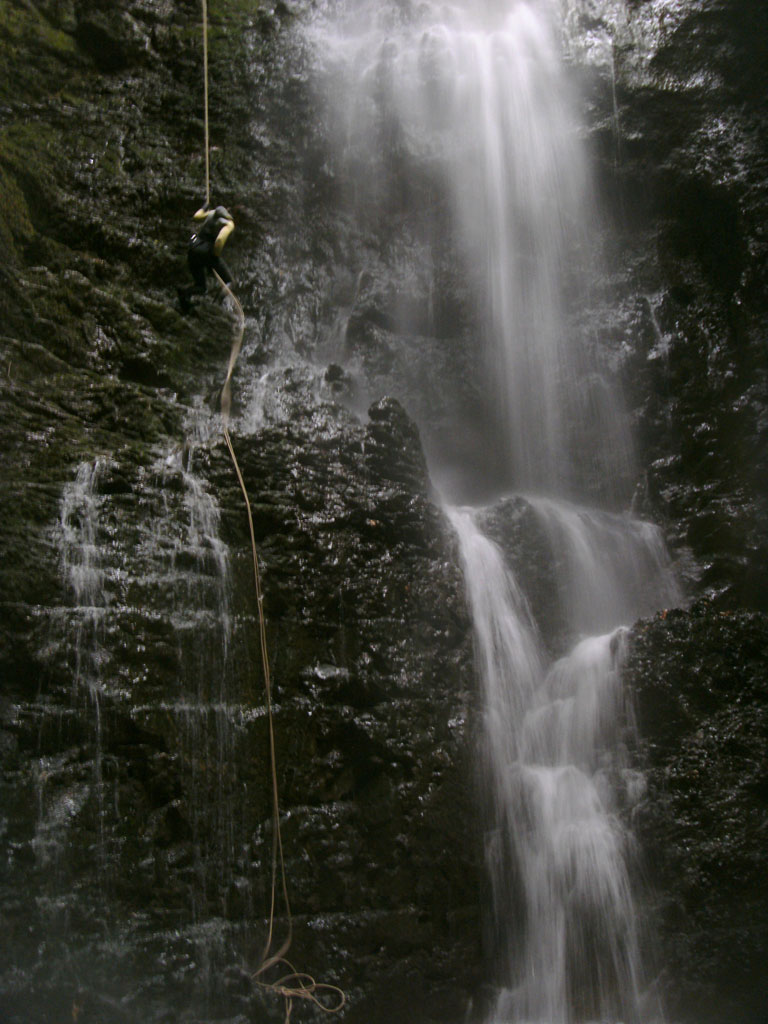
left=57, top=458, right=111, bottom=876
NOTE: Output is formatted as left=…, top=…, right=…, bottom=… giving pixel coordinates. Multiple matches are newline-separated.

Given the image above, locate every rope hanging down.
left=202, top=0, right=210, bottom=205
left=200, top=3, right=344, bottom=1018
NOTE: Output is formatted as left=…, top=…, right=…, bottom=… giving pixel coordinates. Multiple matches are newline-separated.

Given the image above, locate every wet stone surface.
left=625, top=604, right=768, bottom=1024
left=1, top=0, right=767, bottom=1022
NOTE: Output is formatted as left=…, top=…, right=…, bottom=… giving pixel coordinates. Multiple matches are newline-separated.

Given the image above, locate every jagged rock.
left=573, top=0, right=768, bottom=609
left=364, top=397, right=430, bottom=495
left=625, top=604, right=768, bottom=1024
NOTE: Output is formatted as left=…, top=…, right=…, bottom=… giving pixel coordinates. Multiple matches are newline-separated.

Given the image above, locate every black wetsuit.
left=178, top=206, right=234, bottom=308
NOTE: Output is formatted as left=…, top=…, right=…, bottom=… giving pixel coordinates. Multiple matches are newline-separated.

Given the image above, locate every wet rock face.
left=1, top=0, right=768, bottom=1021
left=0, top=2, right=483, bottom=1020
left=592, top=8, right=768, bottom=1009
left=625, top=605, right=768, bottom=1024
left=222, top=402, right=483, bottom=1023
left=573, top=0, right=768, bottom=609
left=0, top=394, right=483, bottom=1024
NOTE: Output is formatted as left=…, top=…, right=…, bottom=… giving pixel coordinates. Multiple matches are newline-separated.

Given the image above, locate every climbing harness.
left=199, top=3, right=345, bottom=1018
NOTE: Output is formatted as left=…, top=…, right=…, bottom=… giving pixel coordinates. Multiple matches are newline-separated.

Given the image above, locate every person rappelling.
left=177, top=200, right=235, bottom=314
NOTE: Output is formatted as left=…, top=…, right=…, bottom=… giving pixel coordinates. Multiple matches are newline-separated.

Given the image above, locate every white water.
left=59, top=458, right=110, bottom=695
left=310, top=0, right=632, bottom=495
left=311, top=1, right=681, bottom=1020
left=449, top=502, right=676, bottom=1022
left=58, top=458, right=111, bottom=867
left=54, top=438, right=243, bottom=913
left=526, top=496, right=680, bottom=638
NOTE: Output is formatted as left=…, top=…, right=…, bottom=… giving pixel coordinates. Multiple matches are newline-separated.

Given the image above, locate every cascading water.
left=151, top=428, right=240, bottom=917
left=311, top=0, right=681, bottom=1020
left=59, top=459, right=110, bottom=690
left=525, top=496, right=681, bottom=639
left=449, top=500, right=677, bottom=1022
left=310, top=0, right=633, bottom=499
left=37, top=423, right=256, bottom=1015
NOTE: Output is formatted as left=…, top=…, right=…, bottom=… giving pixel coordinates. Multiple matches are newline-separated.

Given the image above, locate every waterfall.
left=525, top=496, right=681, bottom=639
left=59, top=458, right=110, bottom=695
left=311, top=0, right=681, bottom=1019
left=310, top=0, right=633, bottom=498
left=449, top=501, right=676, bottom=1022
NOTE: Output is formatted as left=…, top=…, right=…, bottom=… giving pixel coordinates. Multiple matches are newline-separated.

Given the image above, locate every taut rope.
left=202, top=0, right=210, bottom=205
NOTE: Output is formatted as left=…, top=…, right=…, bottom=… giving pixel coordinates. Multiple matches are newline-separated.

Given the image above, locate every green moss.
left=201, top=0, right=270, bottom=46
left=0, top=168, right=34, bottom=262
left=0, top=121, right=60, bottom=195
left=0, top=6, right=76, bottom=54
left=0, top=6, right=81, bottom=106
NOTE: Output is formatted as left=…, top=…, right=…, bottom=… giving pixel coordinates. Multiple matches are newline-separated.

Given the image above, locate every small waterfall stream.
left=57, top=458, right=112, bottom=875
left=44, top=419, right=256, bottom=1014
left=152, top=430, right=240, bottom=920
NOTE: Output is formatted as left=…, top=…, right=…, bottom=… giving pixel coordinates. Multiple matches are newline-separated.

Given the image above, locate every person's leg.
left=177, top=251, right=208, bottom=311
left=187, top=252, right=209, bottom=296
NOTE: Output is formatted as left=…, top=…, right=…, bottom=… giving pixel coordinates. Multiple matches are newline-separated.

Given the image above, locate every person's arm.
left=192, top=205, right=210, bottom=222
left=213, top=217, right=235, bottom=255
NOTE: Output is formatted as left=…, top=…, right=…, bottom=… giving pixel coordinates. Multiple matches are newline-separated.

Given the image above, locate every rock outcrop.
left=625, top=604, right=768, bottom=1024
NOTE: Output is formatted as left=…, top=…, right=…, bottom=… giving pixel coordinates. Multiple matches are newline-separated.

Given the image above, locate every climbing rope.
left=214, top=270, right=243, bottom=428
left=202, top=0, right=210, bottom=205
left=200, top=5, right=344, bottom=1018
